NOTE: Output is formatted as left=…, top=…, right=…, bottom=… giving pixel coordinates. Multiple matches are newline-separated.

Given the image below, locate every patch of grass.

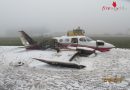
left=0, top=37, right=22, bottom=46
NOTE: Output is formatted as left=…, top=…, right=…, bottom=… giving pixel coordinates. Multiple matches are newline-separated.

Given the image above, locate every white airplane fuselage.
left=53, top=36, right=115, bottom=52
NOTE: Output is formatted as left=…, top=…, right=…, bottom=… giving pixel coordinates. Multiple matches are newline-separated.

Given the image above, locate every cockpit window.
left=79, top=38, right=86, bottom=42
left=86, top=37, right=93, bottom=41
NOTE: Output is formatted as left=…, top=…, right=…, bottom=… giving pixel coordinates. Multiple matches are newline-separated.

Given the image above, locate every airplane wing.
left=32, top=58, right=86, bottom=69
left=67, top=46, right=96, bottom=57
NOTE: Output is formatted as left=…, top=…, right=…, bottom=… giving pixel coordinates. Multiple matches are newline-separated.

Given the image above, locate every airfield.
left=0, top=46, right=130, bottom=90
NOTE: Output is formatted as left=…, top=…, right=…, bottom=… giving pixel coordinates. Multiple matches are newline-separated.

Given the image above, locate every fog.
left=0, top=0, right=130, bottom=37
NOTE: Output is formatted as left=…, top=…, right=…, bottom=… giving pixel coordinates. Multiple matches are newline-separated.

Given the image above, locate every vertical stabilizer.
left=19, top=31, right=36, bottom=46
left=19, top=31, right=39, bottom=49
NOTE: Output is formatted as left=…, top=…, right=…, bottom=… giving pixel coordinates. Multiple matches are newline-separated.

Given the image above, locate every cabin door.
left=71, top=38, right=78, bottom=46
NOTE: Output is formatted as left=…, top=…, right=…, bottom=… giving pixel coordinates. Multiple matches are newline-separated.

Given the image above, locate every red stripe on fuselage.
left=59, top=43, right=111, bottom=52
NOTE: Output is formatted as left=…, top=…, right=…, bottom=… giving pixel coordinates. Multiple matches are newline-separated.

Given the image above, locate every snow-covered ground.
left=0, top=46, right=130, bottom=90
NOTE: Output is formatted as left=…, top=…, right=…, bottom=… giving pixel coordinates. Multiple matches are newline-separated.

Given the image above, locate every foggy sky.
left=0, top=0, right=130, bottom=37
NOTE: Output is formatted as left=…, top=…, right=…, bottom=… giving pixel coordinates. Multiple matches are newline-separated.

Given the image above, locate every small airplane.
left=19, top=27, right=115, bottom=52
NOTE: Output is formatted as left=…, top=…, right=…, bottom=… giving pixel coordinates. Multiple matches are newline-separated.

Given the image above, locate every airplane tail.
left=19, top=31, right=40, bottom=49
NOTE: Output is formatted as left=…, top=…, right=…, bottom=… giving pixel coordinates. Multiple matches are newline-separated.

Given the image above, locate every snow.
left=0, top=46, right=130, bottom=90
